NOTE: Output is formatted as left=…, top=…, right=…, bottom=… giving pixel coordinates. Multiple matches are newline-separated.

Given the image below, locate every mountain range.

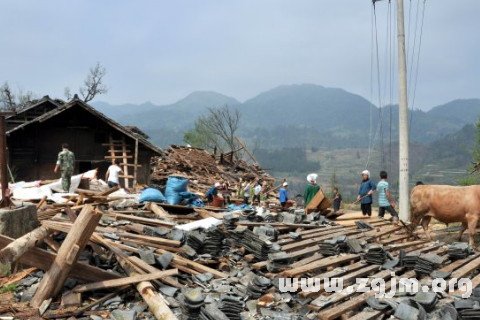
left=93, top=84, right=480, bottom=150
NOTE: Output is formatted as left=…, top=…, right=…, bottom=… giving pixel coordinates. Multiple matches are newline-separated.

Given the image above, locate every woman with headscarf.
left=304, top=173, right=320, bottom=206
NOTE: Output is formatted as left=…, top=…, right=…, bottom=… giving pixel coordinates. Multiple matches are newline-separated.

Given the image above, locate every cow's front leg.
left=421, top=216, right=432, bottom=240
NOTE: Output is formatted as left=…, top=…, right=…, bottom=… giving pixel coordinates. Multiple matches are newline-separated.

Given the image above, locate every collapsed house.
left=151, top=145, right=275, bottom=195
left=6, top=95, right=162, bottom=187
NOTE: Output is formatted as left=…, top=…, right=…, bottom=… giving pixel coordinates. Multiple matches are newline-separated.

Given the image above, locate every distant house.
left=5, top=95, right=162, bottom=186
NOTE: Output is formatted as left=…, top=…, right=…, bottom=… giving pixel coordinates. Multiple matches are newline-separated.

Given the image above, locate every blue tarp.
left=227, top=203, right=253, bottom=211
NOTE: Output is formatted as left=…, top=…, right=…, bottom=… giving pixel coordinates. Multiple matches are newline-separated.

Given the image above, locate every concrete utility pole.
left=396, top=0, right=410, bottom=221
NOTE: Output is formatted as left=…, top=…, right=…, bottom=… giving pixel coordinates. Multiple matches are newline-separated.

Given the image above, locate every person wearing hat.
left=357, top=170, right=376, bottom=216
left=279, top=182, right=289, bottom=210
left=206, top=182, right=221, bottom=204
left=304, top=174, right=320, bottom=207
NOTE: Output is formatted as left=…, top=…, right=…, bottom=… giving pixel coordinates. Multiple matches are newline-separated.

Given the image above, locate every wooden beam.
left=72, top=269, right=178, bottom=293
left=0, top=235, right=119, bottom=283
left=31, top=205, right=101, bottom=308
left=0, top=226, right=50, bottom=264
left=128, top=256, right=181, bottom=288
left=133, top=138, right=138, bottom=186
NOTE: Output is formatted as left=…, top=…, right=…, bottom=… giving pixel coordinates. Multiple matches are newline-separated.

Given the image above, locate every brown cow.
left=410, top=184, right=480, bottom=247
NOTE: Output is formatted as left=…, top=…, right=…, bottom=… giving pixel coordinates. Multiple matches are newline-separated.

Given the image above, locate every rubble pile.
left=150, top=145, right=274, bottom=194
left=1, top=152, right=480, bottom=319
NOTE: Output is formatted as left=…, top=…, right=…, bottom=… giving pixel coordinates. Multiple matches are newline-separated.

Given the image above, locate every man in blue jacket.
left=357, top=170, right=376, bottom=217
left=279, top=182, right=289, bottom=209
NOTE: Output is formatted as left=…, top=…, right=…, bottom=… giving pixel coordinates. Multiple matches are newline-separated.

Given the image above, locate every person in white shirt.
left=105, top=161, right=123, bottom=188
left=253, top=180, right=262, bottom=204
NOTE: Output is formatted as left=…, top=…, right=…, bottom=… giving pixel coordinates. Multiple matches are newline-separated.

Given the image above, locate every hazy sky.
left=0, top=0, right=478, bottom=109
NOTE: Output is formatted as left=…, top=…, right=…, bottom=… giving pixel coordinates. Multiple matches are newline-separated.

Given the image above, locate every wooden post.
left=0, top=226, right=50, bottom=264
left=122, top=137, right=130, bottom=189
left=30, top=205, right=101, bottom=308
left=134, top=138, right=139, bottom=187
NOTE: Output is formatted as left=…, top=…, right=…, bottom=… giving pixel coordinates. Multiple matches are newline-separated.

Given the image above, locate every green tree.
left=184, top=119, right=219, bottom=151
left=183, top=105, right=241, bottom=154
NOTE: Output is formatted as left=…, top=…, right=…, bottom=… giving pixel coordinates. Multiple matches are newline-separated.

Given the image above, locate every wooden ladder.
left=104, top=135, right=139, bottom=188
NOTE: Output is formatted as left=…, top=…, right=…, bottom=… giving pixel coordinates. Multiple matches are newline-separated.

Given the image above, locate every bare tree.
left=79, top=62, right=108, bottom=102
left=17, top=89, right=36, bottom=107
left=0, top=82, right=37, bottom=111
left=64, top=87, right=72, bottom=100
left=198, top=105, right=241, bottom=153
left=0, top=82, right=16, bottom=111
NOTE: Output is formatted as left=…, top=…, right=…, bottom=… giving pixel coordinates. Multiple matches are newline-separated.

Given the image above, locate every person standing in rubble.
left=253, top=180, right=262, bottom=204
left=279, top=182, right=289, bottom=210
left=243, top=179, right=252, bottom=204
left=106, top=160, right=123, bottom=188
left=357, top=170, right=376, bottom=217
left=304, top=173, right=320, bottom=206
left=332, top=187, right=342, bottom=213
left=377, top=171, right=398, bottom=223
left=221, top=181, right=231, bottom=205
left=54, top=143, right=75, bottom=192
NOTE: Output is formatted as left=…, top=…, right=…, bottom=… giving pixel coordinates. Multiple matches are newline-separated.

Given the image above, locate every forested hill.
left=94, top=84, right=480, bottom=150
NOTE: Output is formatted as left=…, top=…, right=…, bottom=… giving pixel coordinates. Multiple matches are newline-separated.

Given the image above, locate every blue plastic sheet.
left=227, top=203, right=253, bottom=211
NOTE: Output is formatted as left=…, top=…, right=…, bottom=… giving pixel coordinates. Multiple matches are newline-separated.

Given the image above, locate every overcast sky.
left=0, top=0, right=478, bottom=109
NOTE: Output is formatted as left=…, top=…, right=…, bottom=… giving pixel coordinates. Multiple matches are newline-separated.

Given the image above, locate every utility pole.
left=396, top=0, right=410, bottom=221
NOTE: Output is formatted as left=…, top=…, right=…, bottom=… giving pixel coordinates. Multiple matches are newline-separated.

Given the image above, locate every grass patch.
left=0, top=284, right=17, bottom=294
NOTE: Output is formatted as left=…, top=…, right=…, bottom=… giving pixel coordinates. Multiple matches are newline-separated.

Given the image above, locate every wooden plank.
left=348, top=310, right=385, bottom=320
left=450, top=254, right=480, bottom=279
left=300, top=261, right=368, bottom=298
left=121, top=136, right=130, bottom=188
left=129, top=256, right=181, bottom=288
left=31, top=205, right=102, bottom=307
left=103, top=211, right=175, bottom=227
left=73, top=269, right=178, bottom=293
left=104, top=155, right=133, bottom=159
left=316, top=270, right=416, bottom=319
left=310, top=264, right=380, bottom=308
left=282, top=229, right=362, bottom=252
left=107, top=149, right=132, bottom=154
left=104, top=239, right=227, bottom=279
left=283, top=254, right=360, bottom=278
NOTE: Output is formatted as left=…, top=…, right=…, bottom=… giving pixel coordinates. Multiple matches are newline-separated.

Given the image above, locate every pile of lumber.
left=150, top=145, right=274, bottom=194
